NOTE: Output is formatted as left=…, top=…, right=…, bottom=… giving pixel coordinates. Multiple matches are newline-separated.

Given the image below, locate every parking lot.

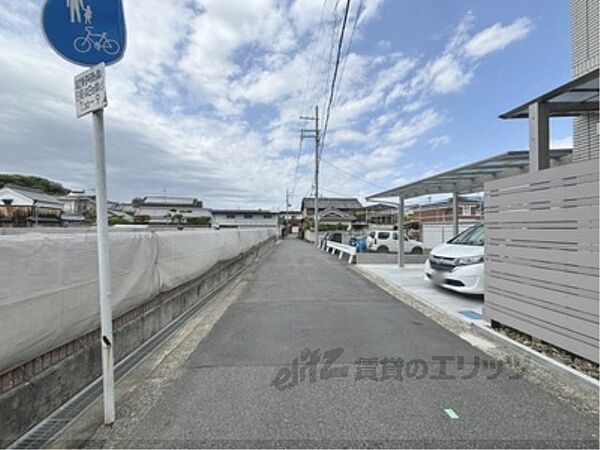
left=355, top=263, right=485, bottom=325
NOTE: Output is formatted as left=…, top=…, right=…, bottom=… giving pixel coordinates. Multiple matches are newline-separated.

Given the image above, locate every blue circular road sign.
left=42, top=0, right=126, bottom=66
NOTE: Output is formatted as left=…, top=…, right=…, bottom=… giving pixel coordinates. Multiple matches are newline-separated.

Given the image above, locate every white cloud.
left=425, top=54, right=472, bottom=94
left=0, top=2, right=535, bottom=208
left=290, top=0, right=326, bottom=34
left=387, top=109, right=444, bottom=145
left=464, top=17, right=532, bottom=59
left=428, top=135, right=451, bottom=148
left=551, top=135, right=573, bottom=149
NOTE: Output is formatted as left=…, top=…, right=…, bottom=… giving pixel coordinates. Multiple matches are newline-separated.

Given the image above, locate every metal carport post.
left=452, top=191, right=459, bottom=236
left=398, top=196, right=404, bottom=268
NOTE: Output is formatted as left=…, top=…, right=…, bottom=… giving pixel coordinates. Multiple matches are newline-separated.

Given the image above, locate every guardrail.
left=320, top=240, right=357, bottom=264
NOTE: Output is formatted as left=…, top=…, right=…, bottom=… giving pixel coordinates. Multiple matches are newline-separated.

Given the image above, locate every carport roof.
left=366, top=149, right=572, bottom=200
left=500, top=68, right=599, bottom=119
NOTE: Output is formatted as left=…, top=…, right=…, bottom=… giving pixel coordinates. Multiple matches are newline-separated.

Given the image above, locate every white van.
left=424, top=223, right=484, bottom=295
left=366, top=230, right=424, bottom=254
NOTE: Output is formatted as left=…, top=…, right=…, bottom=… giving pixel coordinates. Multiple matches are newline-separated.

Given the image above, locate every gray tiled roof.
left=142, top=196, right=201, bottom=206
left=4, top=185, right=63, bottom=205
left=301, top=197, right=362, bottom=211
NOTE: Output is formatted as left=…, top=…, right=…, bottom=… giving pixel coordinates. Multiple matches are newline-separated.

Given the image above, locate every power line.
left=319, top=0, right=351, bottom=161
left=301, top=0, right=330, bottom=113
left=320, top=157, right=386, bottom=190
left=321, top=0, right=343, bottom=105
left=321, top=186, right=356, bottom=198
left=332, top=0, right=363, bottom=102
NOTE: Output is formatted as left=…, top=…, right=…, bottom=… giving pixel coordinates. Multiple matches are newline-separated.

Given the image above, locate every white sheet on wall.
left=0, top=228, right=276, bottom=373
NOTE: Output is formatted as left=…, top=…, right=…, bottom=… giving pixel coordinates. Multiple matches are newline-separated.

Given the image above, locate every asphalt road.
left=116, top=239, right=599, bottom=448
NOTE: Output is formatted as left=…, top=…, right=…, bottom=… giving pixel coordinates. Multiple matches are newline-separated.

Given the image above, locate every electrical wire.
left=321, top=186, right=355, bottom=197
left=320, top=157, right=386, bottom=190
left=301, top=0, right=330, bottom=113
left=332, top=0, right=363, bottom=102
left=319, top=0, right=351, bottom=161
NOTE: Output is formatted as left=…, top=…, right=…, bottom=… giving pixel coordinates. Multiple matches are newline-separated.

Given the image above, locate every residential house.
left=318, top=208, right=357, bottom=229
left=279, top=210, right=303, bottom=223
left=134, top=196, right=211, bottom=225
left=211, top=210, right=278, bottom=228
left=58, top=190, right=95, bottom=225
left=111, top=202, right=135, bottom=214
left=279, top=210, right=303, bottom=229
left=0, top=185, right=63, bottom=227
left=301, top=197, right=363, bottom=218
left=364, top=203, right=397, bottom=225
left=411, top=196, right=483, bottom=224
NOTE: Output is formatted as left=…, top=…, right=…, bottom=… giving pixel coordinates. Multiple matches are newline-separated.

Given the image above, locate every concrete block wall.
left=0, top=237, right=276, bottom=447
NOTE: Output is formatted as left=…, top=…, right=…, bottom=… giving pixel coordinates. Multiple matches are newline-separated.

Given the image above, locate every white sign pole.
left=92, top=107, right=116, bottom=425
left=75, top=63, right=115, bottom=425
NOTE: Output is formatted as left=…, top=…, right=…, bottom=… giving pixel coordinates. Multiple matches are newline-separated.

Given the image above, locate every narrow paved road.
left=117, top=239, right=598, bottom=448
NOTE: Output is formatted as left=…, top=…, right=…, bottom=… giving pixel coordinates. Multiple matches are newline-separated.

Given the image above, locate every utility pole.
left=285, top=188, right=290, bottom=236
left=300, top=105, right=320, bottom=247
left=285, top=188, right=289, bottom=216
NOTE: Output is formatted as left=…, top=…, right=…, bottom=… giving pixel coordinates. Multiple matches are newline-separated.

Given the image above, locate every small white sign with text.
left=74, top=63, right=107, bottom=118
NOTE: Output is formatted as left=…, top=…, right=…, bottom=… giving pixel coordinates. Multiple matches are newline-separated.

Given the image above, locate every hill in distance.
left=0, top=174, right=70, bottom=197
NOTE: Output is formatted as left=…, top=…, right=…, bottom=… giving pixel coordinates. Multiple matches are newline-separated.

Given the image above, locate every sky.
left=0, top=0, right=575, bottom=210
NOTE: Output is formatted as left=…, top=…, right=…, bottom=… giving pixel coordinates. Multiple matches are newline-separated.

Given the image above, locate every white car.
left=367, top=230, right=424, bottom=254
left=424, top=223, right=485, bottom=295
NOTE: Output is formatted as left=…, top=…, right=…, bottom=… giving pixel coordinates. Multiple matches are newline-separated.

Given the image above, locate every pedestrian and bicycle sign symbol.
left=42, top=0, right=126, bottom=66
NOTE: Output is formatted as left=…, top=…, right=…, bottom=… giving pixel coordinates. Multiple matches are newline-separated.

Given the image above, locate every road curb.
left=352, top=265, right=472, bottom=335
left=469, top=321, right=600, bottom=396
left=352, top=265, right=599, bottom=412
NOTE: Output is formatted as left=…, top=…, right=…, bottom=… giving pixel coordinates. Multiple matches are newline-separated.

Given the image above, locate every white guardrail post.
left=323, top=241, right=357, bottom=264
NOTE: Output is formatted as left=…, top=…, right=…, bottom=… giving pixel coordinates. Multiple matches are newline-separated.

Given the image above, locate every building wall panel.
left=571, top=0, right=599, bottom=163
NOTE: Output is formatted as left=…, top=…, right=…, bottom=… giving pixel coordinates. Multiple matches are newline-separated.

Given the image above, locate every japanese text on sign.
left=74, top=63, right=107, bottom=117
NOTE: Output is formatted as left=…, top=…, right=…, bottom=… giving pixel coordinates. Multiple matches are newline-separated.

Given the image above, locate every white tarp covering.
left=0, top=228, right=276, bottom=373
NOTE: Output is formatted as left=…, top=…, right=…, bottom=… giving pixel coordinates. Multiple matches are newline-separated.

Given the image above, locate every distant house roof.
left=416, top=196, right=483, bottom=210
left=58, top=191, right=95, bottom=203
left=363, top=203, right=396, bottom=211
left=1, top=185, right=63, bottom=206
left=141, top=196, right=202, bottom=207
left=301, top=197, right=363, bottom=211
left=134, top=208, right=170, bottom=218
left=212, top=209, right=275, bottom=216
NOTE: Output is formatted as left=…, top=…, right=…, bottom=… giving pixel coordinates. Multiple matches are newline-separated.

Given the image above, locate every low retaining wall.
left=0, top=236, right=276, bottom=446
left=356, top=251, right=429, bottom=264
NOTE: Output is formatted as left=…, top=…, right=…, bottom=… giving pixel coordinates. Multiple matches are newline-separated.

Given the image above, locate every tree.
left=109, top=216, right=130, bottom=225
left=186, top=216, right=211, bottom=226
left=0, top=174, right=69, bottom=196
left=83, top=208, right=96, bottom=224
left=170, top=213, right=184, bottom=225
left=131, top=197, right=144, bottom=208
